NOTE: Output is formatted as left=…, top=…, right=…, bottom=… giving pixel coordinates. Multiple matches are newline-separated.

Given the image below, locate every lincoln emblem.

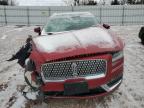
left=72, top=62, right=78, bottom=77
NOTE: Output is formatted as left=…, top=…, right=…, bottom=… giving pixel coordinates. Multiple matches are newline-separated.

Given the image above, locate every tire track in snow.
left=0, top=27, right=26, bottom=40
left=0, top=63, right=16, bottom=73
left=1, top=35, right=7, bottom=39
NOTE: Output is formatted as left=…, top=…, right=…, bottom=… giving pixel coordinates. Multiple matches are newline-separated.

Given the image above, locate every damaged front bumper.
left=41, top=74, right=123, bottom=99
left=23, top=71, right=123, bottom=100
left=23, top=55, right=124, bottom=100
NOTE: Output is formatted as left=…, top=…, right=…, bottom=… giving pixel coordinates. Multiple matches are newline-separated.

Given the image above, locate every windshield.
left=44, top=13, right=98, bottom=33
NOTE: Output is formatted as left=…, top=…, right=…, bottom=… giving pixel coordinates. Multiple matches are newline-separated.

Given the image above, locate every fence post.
left=48, top=7, right=51, bottom=17
left=27, top=6, right=30, bottom=26
left=100, top=6, right=102, bottom=24
left=143, top=6, right=144, bottom=24
left=4, top=6, right=7, bottom=25
left=71, top=6, right=74, bottom=12
left=122, top=6, right=125, bottom=26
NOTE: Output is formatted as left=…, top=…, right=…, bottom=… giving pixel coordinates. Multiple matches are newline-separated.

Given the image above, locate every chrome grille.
left=41, top=59, right=107, bottom=81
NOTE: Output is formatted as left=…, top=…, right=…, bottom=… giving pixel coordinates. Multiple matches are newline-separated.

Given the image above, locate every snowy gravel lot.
left=0, top=25, right=144, bottom=108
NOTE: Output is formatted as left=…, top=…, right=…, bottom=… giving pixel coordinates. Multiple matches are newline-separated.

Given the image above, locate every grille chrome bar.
left=41, top=59, right=107, bottom=82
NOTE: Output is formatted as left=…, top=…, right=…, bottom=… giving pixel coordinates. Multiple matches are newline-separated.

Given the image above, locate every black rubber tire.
left=139, top=27, right=144, bottom=38
left=139, top=27, right=144, bottom=45
left=142, top=39, right=144, bottom=45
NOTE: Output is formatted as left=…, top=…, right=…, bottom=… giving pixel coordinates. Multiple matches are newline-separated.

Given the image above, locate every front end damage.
left=23, top=51, right=124, bottom=100
left=22, top=26, right=124, bottom=100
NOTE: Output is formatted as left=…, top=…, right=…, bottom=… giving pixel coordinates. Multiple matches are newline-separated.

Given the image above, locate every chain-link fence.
left=0, top=5, right=144, bottom=26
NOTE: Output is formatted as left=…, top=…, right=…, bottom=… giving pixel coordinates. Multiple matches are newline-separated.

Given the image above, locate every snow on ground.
left=0, top=25, right=144, bottom=108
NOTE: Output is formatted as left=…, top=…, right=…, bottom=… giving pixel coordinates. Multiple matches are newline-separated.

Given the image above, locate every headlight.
left=112, top=51, right=123, bottom=62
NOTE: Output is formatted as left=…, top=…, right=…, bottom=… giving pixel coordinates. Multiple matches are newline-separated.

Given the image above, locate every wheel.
left=139, top=27, right=144, bottom=44
left=139, top=27, right=144, bottom=38
left=142, top=39, right=144, bottom=45
left=140, top=35, right=144, bottom=45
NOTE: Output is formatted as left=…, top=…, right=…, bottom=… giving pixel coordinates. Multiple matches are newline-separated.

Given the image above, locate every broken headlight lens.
left=112, top=51, right=123, bottom=63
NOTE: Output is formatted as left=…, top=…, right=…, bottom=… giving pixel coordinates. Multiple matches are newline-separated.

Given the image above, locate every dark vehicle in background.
left=139, top=26, right=144, bottom=45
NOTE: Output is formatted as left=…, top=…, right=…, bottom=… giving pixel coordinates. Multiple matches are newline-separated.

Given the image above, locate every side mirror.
left=34, top=27, right=41, bottom=35
left=103, top=24, right=110, bottom=29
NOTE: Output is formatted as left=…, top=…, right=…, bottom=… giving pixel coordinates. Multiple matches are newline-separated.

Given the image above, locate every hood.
left=33, top=27, right=124, bottom=61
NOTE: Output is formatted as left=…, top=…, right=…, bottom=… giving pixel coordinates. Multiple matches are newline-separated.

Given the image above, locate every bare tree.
left=0, top=0, right=8, bottom=5
left=135, top=0, right=144, bottom=4
left=111, top=0, right=120, bottom=5
left=74, top=0, right=79, bottom=5
left=0, top=0, right=18, bottom=5
left=9, top=0, right=18, bottom=6
left=127, top=0, right=136, bottom=4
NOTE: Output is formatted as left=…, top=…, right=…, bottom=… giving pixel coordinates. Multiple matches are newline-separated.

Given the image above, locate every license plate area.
left=64, top=81, right=89, bottom=96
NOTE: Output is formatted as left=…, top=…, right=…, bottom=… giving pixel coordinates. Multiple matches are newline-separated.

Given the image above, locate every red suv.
left=25, top=12, right=124, bottom=99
